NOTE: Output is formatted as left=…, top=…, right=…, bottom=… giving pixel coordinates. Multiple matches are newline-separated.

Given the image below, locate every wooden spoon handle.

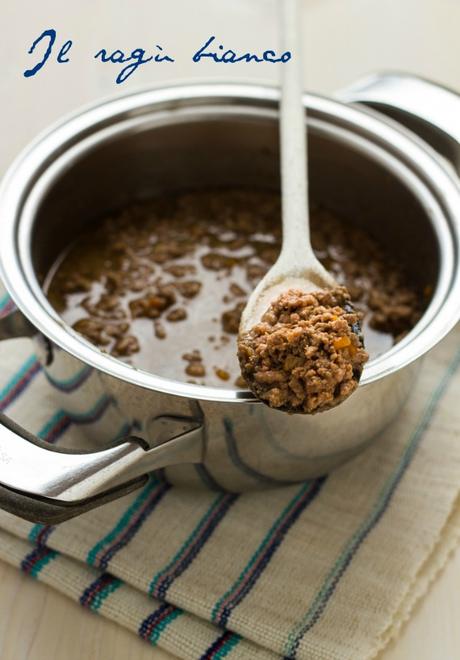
left=279, top=0, right=312, bottom=265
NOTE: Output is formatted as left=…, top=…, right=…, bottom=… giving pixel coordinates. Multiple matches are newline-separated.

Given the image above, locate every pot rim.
left=1, top=82, right=459, bottom=403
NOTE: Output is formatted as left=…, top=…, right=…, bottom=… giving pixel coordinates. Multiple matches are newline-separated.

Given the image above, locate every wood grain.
left=0, top=561, right=175, bottom=660
left=0, top=549, right=459, bottom=660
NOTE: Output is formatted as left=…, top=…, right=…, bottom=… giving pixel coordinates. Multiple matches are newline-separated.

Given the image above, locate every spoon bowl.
left=239, top=253, right=336, bottom=334
left=237, top=0, right=367, bottom=414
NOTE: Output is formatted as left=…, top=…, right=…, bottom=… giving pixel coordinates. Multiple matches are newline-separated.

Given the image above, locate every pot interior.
left=30, top=108, right=439, bottom=294
left=27, top=104, right=440, bottom=380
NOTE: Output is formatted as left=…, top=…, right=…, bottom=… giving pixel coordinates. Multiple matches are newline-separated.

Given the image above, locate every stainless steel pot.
left=0, top=73, right=459, bottom=523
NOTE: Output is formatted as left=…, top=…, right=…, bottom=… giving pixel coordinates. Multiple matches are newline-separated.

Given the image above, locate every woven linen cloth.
left=1, top=293, right=460, bottom=659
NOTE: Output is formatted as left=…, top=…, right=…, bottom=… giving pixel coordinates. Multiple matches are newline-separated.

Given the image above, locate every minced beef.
left=46, top=189, right=425, bottom=388
left=238, top=287, right=369, bottom=413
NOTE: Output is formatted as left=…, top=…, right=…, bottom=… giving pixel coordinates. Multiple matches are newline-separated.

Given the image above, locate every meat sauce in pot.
left=46, top=189, right=424, bottom=388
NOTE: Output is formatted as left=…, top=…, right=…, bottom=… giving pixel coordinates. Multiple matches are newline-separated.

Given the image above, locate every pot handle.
left=0, top=294, right=204, bottom=523
left=0, top=411, right=203, bottom=523
left=338, top=72, right=460, bottom=172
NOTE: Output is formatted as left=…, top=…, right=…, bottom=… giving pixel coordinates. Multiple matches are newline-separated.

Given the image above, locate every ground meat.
left=112, top=335, right=140, bottom=357
left=104, top=322, right=130, bottom=339
left=185, top=362, right=206, bottom=377
left=221, top=302, right=246, bottom=334
left=46, top=189, right=425, bottom=389
left=234, top=375, right=247, bottom=388
left=72, top=318, right=110, bottom=346
left=238, top=287, right=369, bottom=414
left=166, top=307, right=187, bottom=322
left=59, top=274, right=92, bottom=294
left=164, top=264, right=197, bottom=277
left=201, top=253, right=238, bottom=271
left=129, top=291, right=174, bottom=319
left=182, top=350, right=202, bottom=361
left=367, top=288, right=420, bottom=334
left=230, top=283, right=246, bottom=297
left=182, top=350, right=206, bottom=378
left=154, top=321, right=166, bottom=339
left=174, top=280, right=202, bottom=298
left=82, top=295, right=127, bottom=320
left=215, top=368, right=230, bottom=381
left=246, top=263, right=268, bottom=281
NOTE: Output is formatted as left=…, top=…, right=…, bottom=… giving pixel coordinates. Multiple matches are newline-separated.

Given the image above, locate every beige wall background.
left=1, top=0, right=459, bottom=175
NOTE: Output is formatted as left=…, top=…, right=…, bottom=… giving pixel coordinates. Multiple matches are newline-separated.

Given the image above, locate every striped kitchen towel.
left=0, top=291, right=460, bottom=659
left=0, top=292, right=16, bottom=320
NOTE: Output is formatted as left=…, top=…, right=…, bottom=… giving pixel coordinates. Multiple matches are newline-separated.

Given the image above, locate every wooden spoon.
left=237, top=0, right=367, bottom=415
left=239, top=0, right=337, bottom=336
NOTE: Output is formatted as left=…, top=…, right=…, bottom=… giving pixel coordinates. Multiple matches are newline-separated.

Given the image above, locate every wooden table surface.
left=1, top=547, right=460, bottom=660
